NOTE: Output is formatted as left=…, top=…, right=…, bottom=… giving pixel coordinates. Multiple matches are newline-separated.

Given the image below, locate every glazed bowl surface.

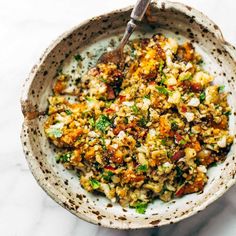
left=21, top=0, right=236, bottom=229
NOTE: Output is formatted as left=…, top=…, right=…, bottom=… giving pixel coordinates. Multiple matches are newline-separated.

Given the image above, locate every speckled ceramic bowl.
left=21, top=0, right=236, bottom=229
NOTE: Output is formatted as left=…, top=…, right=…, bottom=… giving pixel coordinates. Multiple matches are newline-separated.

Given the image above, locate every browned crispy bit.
left=177, top=42, right=194, bottom=62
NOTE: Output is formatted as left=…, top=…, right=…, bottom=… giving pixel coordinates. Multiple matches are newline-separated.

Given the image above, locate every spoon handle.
left=118, top=0, right=150, bottom=49
left=131, top=0, right=151, bottom=22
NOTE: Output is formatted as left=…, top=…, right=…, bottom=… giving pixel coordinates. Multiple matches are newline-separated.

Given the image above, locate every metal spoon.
left=98, top=0, right=151, bottom=67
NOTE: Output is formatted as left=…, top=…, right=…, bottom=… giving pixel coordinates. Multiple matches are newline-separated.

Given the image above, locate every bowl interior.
left=21, top=0, right=236, bottom=228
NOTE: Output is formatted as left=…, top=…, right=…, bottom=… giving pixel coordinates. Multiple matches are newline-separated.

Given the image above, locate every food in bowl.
left=44, top=34, right=233, bottom=213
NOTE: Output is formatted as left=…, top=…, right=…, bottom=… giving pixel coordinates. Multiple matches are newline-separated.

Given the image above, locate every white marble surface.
left=1, top=0, right=236, bottom=235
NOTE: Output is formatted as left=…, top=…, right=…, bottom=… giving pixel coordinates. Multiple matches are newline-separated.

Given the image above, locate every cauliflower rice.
left=44, top=34, right=233, bottom=214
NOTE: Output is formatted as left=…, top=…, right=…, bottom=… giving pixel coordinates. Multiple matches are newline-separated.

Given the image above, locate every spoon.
left=98, top=0, right=151, bottom=68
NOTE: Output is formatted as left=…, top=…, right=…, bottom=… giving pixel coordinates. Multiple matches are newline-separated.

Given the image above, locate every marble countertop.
left=1, top=0, right=236, bottom=235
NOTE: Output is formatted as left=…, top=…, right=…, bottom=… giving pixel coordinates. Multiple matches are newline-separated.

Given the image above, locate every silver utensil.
left=98, top=0, right=150, bottom=67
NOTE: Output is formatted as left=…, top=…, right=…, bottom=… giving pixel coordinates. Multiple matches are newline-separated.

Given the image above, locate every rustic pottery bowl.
left=21, top=0, right=236, bottom=229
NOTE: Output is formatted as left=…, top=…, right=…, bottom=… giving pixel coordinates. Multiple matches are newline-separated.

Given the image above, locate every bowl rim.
left=20, top=0, right=236, bottom=229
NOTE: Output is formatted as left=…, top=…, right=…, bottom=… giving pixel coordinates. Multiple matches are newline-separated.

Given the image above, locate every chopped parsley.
left=100, top=136, right=107, bottom=150
left=85, top=97, right=94, bottom=102
left=56, top=153, right=71, bottom=163
left=134, top=202, right=148, bottom=214
left=102, top=171, right=114, bottom=181
left=156, top=86, right=169, bottom=95
left=98, top=77, right=107, bottom=83
left=224, top=111, right=231, bottom=116
left=144, top=94, right=150, bottom=99
left=137, top=164, right=148, bottom=172
left=161, top=139, right=167, bottom=146
left=89, top=178, right=100, bottom=189
left=95, top=115, right=111, bottom=132
left=65, top=110, right=72, bottom=115
left=179, top=139, right=187, bottom=146
left=209, top=162, right=218, bottom=167
left=124, top=117, right=129, bottom=124
left=159, top=61, right=165, bottom=73
left=131, top=104, right=139, bottom=114
left=199, top=92, right=206, bottom=102
left=179, top=72, right=192, bottom=82
left=138, top=116, right=148, bottom=127
left=89, top=117, right=95, bottom=128
left=218, top=85, right=225, bottom=93
left=74, top=54, right=83, bottom=61
left=171, top=121, right=179, bottom=131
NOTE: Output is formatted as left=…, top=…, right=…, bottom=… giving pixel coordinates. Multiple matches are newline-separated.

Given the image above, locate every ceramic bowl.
left=21, top=0, right=236, bottom=229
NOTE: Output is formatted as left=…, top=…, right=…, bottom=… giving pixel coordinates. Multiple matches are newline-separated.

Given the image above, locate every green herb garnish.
left=199, top=92, right=206, bottom=102
left=98, top=77, right=107, bottom=83
left=195, top=158, right=201, bottom=165
left=56, top=152, right=71, bottom=163
left=179, top=139, right=187, bottom=145
left=131, top=104, right=139, bottom=114
left=144, top=94, right=150, bottom=99
left=85, top=97, right=94, bottom=102
left=224, top=111, right=232, bottom=116
left=209, top=162, right=218, bottom=167
left=65, top=110, right=72, bottom=115
left=102, top=171, right=113, bottom=181
left=179, top=72, right=192, bottom=82
left=171, top=121, right=179, bottom=131
left=156, top=86, right=169, bottom=95
left=218, top=85, right=225, bottom=93
left=95, top=115, right=111, bottom=132
left=159, top=61, right=164, bottom=73
left=74, top=54, right=83, bottom=61
left=124, top=117, right=129, bottom=124
left=89, top=117, right=95, bottom=128
left=89, top=178, right=100, bottom=189
left=161, top=139, right=167, bottom=146
left=138, top=117, right=148, bottom=127
left=134, top=202, right=148, bottom=214
left=137, top=164, right=148, bottom=172
left=100, top=136, right=107, bottom=150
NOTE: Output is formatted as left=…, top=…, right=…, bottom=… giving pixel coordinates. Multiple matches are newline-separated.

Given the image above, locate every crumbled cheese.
left=122, top=101, right=134, bottom=107
left=192, top=71, right=213, bottom=86
left=142, top=98, right=151, bottom=110
left=105, top=139, right=111, bottom=146
left=188, top=97, right=200, bottom=107
left=117, top=131, right=126, bottom=140
left=50, top=122, right=64, bottom=130
left=149, top=128, right=157, bottom=136
left=129, top=115, right=135, bottom=121
left=107, top=47, right=113, bottom=52
left=184, top=112, right=194, bottom=122
left=162, top=162, right=174, bottom=174
left=197, top=165, right=207, bottom=173
left=111, top=143, right=118, bottom=149
left=168, top=91, right=181, bottom=104
left=88, top=131, right=98, bottom=138
left=137, top=153, right=148, bottom=165
left=185, top=62, right=193, bottom=71
left=217, top=136, right=227, bottom=148
left=163, top=162, right=171, bottom=168
left=165, top=76, right=177, bottom=86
